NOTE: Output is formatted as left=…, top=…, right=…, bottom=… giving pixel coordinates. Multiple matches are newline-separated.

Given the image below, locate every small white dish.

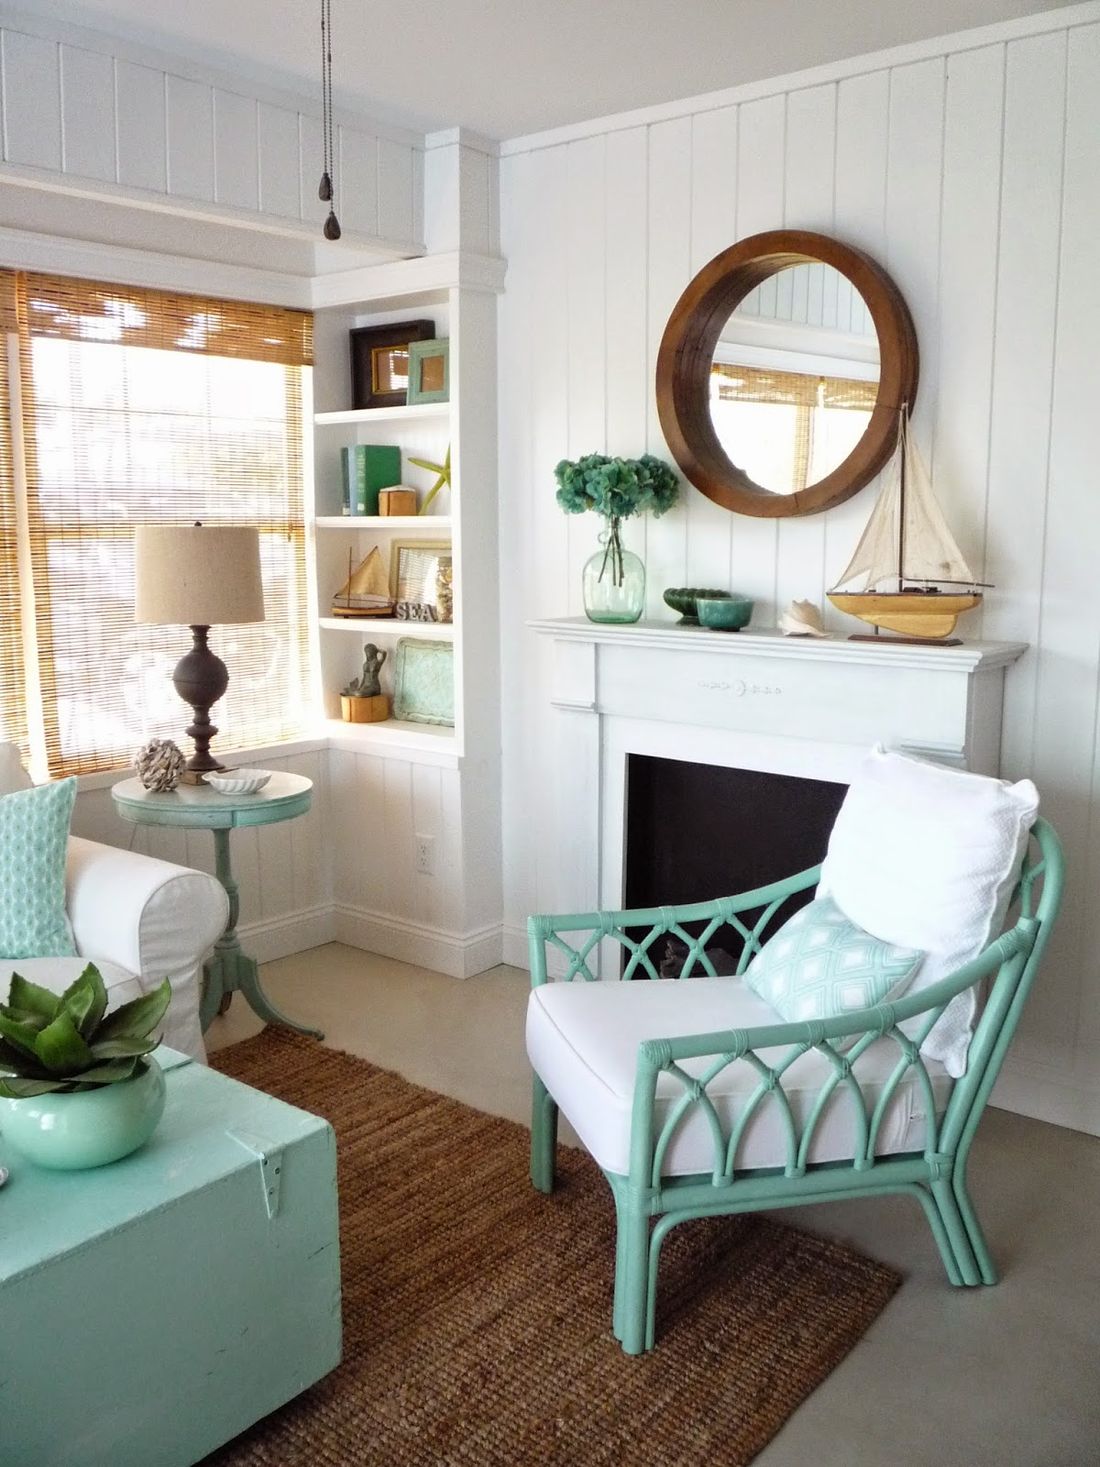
left=206, top=769, right=272, bottom=795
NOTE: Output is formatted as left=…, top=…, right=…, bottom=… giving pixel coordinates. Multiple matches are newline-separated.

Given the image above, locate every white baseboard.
left=333, top=905, right=503, bottom=978
left=503, top=922, right=529, bottom=971
left=992, top=1056, right=1100, bottom=1137
left=237, top=904, right=336, bottom=965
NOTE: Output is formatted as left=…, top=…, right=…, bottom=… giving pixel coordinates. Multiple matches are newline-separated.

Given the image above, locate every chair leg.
left=910, top=1184, right=964, bottom=1286
left=530, top=1074, right=559, bottom=1194
left=954, top=1171, right=998, bottom=1285
left=930, top=1177, right=981, bottom=1286
left=615, top=1195, right=652, bottom=1356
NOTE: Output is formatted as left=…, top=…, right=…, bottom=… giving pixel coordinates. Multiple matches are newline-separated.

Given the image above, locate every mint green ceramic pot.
left=0, top=1057, right=166, bottom=1169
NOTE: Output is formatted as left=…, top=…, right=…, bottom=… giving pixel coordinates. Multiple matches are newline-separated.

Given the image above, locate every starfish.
left=408, top=444, right=451, bottom=515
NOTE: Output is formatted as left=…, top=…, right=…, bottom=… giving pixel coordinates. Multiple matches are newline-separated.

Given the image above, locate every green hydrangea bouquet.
left=554, top=453, right=680, bottom=522
left=555, top=454, right=679, bottom=623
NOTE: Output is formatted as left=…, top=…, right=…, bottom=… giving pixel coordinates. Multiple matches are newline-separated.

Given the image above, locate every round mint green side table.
left=111, top=773, right=321, bottom=1039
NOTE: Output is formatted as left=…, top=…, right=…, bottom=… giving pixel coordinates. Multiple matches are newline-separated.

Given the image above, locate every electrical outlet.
left=414, top=834, right=435, bottom=875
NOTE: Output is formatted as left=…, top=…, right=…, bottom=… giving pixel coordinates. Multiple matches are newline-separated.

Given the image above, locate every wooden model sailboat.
left=827, top=410, right=985, bottom=641
left=331, top=545, right=394, bottom=618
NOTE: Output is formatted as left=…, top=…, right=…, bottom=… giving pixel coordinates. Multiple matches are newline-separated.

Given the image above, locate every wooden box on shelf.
left=340, top=693, right=390, bottom=724
left=379, top=487, right=418, bottom=516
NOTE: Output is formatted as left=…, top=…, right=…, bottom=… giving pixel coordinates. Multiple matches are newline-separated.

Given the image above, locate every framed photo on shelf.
left=388, top=540, right=453, bottom=623
left=394, top=638, right=454, bottom=726
left=407, top=338, right=450, bottom=405
left=349, top=319, right=435, bottom=409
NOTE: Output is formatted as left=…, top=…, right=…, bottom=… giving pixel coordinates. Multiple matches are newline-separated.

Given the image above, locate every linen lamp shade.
left=134, top=525, right=264, bottom=626
left=134, top=524, right=265, bottom=780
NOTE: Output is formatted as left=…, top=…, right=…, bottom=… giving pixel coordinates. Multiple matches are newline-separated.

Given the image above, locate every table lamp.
left=134, top=523, right=265, bottom=783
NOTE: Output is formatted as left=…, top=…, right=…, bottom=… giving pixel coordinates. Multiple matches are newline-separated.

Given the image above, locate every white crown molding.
left=310, top=249, right=507, bottom=309
left=0, top=221, right=314, bottom=305
left=424, top=128, right=500, bottom=158
left=501, top=1, right=1100, bottom=154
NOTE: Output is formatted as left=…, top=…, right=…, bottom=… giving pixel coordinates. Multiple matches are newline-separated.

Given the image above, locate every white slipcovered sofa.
left=0, top=744, right=228, bottom=1060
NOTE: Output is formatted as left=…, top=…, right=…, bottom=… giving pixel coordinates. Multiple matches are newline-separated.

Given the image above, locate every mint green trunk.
left=0, top=1049, right=341, bottom=1464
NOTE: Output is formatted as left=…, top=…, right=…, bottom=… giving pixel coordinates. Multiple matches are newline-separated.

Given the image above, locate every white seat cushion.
left=527, top=976, right=952, bottom=1179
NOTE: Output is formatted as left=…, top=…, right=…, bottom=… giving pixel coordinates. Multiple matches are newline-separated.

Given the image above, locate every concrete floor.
left=208, top=944, right=1100, bottom=1467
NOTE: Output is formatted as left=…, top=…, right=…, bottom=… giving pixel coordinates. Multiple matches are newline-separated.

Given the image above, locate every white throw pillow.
left=818, top=746, right=1039, bottom=1077
left=745, top=894, right=923, bottom=1033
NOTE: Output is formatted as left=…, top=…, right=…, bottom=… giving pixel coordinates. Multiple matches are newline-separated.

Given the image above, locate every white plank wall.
left=0, top=10, right=423, bottom=252
left=498, top=9, right=1100, bottom=1133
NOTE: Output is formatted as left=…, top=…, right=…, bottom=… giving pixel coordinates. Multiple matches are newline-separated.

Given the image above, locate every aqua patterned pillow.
left=745, top=894, right=923, bottom=1026
left=0, top=777, right=77, bottom=958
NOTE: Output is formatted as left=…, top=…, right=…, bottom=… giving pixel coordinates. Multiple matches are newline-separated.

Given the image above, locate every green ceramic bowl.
left=662, top=587, right=730, bottom=624
left=697, top=595, right=754, bottom=631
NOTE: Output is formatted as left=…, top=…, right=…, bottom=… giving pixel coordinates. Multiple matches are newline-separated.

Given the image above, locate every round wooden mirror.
left=656, top=230, right=919, bottom=518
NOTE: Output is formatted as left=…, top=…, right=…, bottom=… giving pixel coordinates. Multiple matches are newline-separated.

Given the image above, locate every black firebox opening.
left=623, top=755, right=847, bottom=976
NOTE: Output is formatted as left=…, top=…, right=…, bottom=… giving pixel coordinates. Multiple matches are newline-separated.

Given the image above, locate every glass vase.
left=582, top=517, right=645, bottom=624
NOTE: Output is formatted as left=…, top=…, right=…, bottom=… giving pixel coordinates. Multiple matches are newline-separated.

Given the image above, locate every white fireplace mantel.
left=529, top=617, right=1027, bottom=919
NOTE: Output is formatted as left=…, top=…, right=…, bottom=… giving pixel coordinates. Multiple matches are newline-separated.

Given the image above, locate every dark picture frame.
left=349, top=319, right=436, bottom=409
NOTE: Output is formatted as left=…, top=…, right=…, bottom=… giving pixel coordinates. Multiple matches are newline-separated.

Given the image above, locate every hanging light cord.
left=319, top=0, right=341, bottom=239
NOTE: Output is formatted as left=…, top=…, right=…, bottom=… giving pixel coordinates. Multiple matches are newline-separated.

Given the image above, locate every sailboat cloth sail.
left=831, top=418, right=976, bottom=592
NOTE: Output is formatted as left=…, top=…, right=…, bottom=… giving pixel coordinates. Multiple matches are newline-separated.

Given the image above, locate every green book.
left=341, top=445, right=401, bottom=515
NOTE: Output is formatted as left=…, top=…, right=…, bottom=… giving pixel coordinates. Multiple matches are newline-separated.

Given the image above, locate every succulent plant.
left=0, top=965, right=169, bottom=1099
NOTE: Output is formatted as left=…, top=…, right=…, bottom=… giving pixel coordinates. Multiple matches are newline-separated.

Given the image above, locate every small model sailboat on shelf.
left=331, top=545, right=394, bottom=618
left=827, top=409, right=988, bottom=642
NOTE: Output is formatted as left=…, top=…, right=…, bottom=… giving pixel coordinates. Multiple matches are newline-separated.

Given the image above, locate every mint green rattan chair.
left=526, top=819, right=1063, bottom=1355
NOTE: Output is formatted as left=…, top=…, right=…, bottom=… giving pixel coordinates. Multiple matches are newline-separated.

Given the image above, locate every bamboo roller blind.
left=10, top=272, right=313, bottom=777
left=0, top=277, right=27, bottom=761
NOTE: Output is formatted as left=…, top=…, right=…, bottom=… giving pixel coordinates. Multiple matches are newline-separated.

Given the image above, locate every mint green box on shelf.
left=0, top=1049, right=341, bottom=1467
left=341, top=443, right=401, bottom=515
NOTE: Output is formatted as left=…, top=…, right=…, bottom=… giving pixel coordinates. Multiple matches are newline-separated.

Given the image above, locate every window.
left=709, top=362, right=877, bottom=496
left=2, top=273, right=312, bottom=778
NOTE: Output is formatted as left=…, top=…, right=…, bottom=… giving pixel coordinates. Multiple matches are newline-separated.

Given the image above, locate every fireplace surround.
left=530, top=618, right=1026, bottom=970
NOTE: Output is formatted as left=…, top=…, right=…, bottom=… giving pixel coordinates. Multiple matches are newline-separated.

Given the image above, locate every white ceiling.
left=35, top=0, right=1070, bottom=140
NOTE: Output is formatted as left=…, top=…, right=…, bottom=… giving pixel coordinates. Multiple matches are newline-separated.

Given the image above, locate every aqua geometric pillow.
left=745, top=894, right=923, bottom=1026
left=0, top=777, right=77, bottom=958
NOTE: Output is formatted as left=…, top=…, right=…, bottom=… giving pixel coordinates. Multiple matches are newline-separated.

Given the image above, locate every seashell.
left=135, top=738, right=186, bottom=792
left=779, top=599, right=828, bottom=638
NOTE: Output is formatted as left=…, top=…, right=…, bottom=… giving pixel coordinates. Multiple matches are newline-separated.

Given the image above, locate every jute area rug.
left=208, top=1029, right=899, bottom=1466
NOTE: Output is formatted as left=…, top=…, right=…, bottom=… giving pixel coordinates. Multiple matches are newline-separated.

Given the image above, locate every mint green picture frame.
left=407, top=338, right=450, bottom=405
left=393, top=638, right=454, bottom=726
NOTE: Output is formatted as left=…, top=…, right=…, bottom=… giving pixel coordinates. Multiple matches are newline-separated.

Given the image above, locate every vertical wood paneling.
left=2, top=30, right=61, bottom=170
left=526, top=144, right=572, bottom=912
left=60, top=45, right=115, bottom=182
left=644, top=117, right=692, bottom=613
left=298, top=113, right=326, bottom=227
left=885, top=59, right=946, bottom=468
left=823, top=69, right=890, bottom=617
left=934, top=44, right=1005, bottom=617
left=565, top=135, right=607, bottom=613
left=1064, top=25, right=1100, bottom=1059
left=213, top=88, right=258, bottom=211
left=730, top=96, right=786, bottom=618
left=378, top=136, right=415, bottom=243
left=686, top=106, right=738, bottom=591
left=257, top=102, right=300, bottom=218
left=604, top=128, right=649, bottom=457
left=166, top=75, right=213, bottom=201
left=1030, top=24, right=1100, bottom=1065
left=339, top=128, right=380, bottom=237
left=776, top=83, right=837, bottom=616
left=115, top=60, right=166, bottom=192
left=983, top=29, right=1067, bottom=804
left=498, top=150, right=538, bottom=933
left=0, top=20, right=422, bottom=251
